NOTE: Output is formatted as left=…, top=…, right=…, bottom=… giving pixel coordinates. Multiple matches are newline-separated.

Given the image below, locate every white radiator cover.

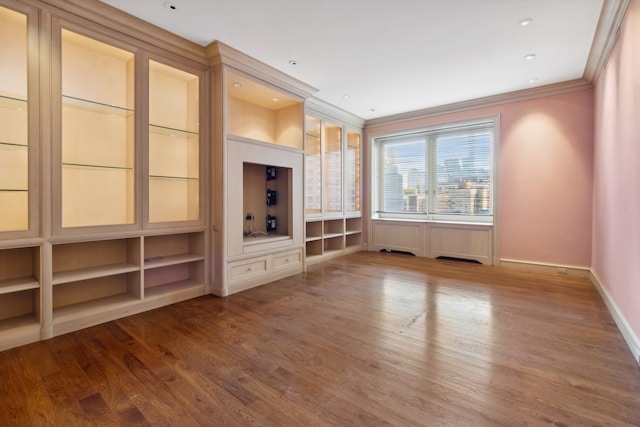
left=370, top=220, right=493, bottom=265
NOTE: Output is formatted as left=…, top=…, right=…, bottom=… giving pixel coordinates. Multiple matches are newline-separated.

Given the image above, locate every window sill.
left=371, top=216, right=493, bottom=227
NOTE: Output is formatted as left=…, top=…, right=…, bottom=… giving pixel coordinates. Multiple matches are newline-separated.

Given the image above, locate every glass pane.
left=435, top=132, right=492, bottom=217
left=380, top=138, right=426, bottom=213
left=305, top=116, right=322, bottom=214
left=148, top=60, right=200, bottom=223
left=61, top=29, right=135, bottom=228
left=345, top=130, right=360, bottom=212
left=0, top=6, right=28, bottom=232
left=324, top=123, right=342, bottom=213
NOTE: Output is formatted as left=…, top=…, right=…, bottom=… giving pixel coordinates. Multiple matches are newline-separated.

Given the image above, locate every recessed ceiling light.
left=342, top=95, right=350, bottom=100
left=164, top=2, right=177, bottom=11
left=233, top=82, right=242, bottom=88
left=528, top=78, right=539, bottom=84
left=524, top=53, right=537, bottom=60
left=272, top=97, right=280, bottom=102
left=518, top=18, right=533, bottom=26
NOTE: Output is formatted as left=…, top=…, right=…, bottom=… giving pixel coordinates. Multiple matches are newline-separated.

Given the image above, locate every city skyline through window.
left=375, top=120, right=494, bottom=223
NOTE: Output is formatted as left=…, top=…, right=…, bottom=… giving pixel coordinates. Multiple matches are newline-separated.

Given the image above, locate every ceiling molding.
left=206, top=41, right=317, bottom=101
left=40, top=0, right=207, bottom=64
left=305, top=97, right=366, bottom=129
left=583, top=0, right=630, bottom=82
left=365, top=79, right=593, bottom=129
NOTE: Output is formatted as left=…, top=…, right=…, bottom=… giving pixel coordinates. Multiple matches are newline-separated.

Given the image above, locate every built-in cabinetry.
left=58, top=29, right=136, bottom=229
left=304, top=101, right=365, bottom=265
left=148, top=60, right=201, bottom=223
left=369, top=220, right=494, bottom=265
left=208, top=43, right=314, bottom=296
left=0, top=4, right=35, bottom=235
left=0, top=1, right=209, bottom=351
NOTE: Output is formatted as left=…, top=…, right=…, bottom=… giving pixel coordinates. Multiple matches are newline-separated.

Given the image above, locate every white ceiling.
left=99, top=0, right=606, bottom=120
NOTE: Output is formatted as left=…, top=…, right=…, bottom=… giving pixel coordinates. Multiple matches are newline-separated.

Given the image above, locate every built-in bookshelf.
left=0, top=2, right=211, bottom=352
left=304, top=108, right=364, bottom=265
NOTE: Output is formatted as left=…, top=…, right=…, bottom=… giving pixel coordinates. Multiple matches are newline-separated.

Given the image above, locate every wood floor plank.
left=1, top=252, right=640, bottom=426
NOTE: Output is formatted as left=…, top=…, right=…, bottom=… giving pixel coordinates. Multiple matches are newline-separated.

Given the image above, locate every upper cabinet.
left=303, top=101, right=365, bottom=264
left=148, top=59, right=203, bottom=225
left=226, top=71, right=304, bottom=149
left=0, top=4, right=35, bottom=235
left=304, top=115, right=362, bottom=218
left=52, top=21, right=207, bottom=233
left=57, top=28, right=136, bottom=230
left=345, top=129, right=361, bottom=214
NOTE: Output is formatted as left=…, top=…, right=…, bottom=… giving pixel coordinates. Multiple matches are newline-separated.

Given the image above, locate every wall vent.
left=436, top=256, right=481, bottom=265
left=379, top=249, right=415, bottom=256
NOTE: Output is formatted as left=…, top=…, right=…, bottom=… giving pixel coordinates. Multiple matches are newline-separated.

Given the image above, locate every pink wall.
left=366, top=89, right=594, bottom=267
left=593, top=0, right=640, bottom=346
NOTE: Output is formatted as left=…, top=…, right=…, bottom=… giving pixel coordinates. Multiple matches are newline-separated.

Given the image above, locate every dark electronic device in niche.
left=266, top=215, right=277, bottom=232
left=266, top=189, right=277, bottom=206
left=266, top=165, right=277, bottom=181
left=266, top=166, right=277, bottom=232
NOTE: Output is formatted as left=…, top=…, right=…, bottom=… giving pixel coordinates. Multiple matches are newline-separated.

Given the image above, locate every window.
left=373, top=119, right=495, bottom=223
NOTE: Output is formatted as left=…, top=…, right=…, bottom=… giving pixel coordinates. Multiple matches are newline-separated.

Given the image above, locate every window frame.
left=371, top=116, right=498, bottom=225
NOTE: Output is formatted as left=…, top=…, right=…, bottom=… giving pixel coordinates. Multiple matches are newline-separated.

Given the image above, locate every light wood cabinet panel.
left=0, top=6, right=29, bottom=233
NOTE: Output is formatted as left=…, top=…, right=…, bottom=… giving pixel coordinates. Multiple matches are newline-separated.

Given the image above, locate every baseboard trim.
left=590, top=269, right=640, bottom=366
left=499, top=258, right=591, bottom=278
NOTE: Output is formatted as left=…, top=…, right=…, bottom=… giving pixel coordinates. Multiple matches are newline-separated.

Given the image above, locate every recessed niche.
left=243, top=162, right=291, bottom=244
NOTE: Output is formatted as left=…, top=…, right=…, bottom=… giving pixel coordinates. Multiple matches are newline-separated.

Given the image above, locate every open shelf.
left=62, top=95, right=133, bottom=116
left=227, top=72, right=303, bottom=148
left=143, top=278, right=204, bottom=299
left=0, top=289, right=39, bottom=328
left=305, top=220, right=322, bottom=241
left=324, top=219, right=344, bottom=238
left=345, top=217, right=363, bottom=234
left=53, top=262, right=139, bottom=285
left=53, top=238, right=140, bottom=279
left=53, top=290, right=140, bottom=324
left=0, top=276, right=39, bottom=294
left=143, top=232, right=205, bottom=295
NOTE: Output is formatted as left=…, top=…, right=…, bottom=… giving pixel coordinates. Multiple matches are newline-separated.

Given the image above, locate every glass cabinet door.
left=345, top=129, right=361, bottom=213
left=60, top=29, right=135, bottom=228
left=148, top=60, right=200, bottom=223
left=324, top=122, right=342, bottom=214
left=0, top=6, right=29, bottom=232
left=304, top=116, right=322, bottom=215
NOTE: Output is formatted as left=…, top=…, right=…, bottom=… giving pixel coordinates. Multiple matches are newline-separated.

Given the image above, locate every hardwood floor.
left=1, top=252, right=639, bottom=426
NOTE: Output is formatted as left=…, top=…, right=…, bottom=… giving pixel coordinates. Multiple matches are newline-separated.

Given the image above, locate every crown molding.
left=306, top=97, right=366, bottom=129
left=206, top=41, right=317, bottom=100
left=583, top=0, right=630, bottom=83
left=365, top=78, right=593, bottom=128
left=39, top=0, right=208, bottom=64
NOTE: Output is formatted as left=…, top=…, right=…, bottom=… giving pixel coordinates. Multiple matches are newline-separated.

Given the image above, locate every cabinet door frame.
left=0, top=1, right=40, bottom=239
left=142, top=52, right=208, bottom=229
left=50, top=18, right=142, bottom=235
left=344, top=125, right=363, bottom=218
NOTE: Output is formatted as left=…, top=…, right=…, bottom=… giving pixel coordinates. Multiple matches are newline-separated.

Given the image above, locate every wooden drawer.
left=273, top=249, right=302, bottom=271
left=228, top=257, right=268, bottom=281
